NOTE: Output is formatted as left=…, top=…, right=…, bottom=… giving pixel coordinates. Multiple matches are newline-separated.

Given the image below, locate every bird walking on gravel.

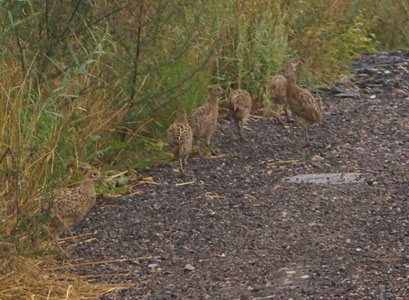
left=48, top=170, right=102, bottom=254
left=269, top=58, right=302, bottom=124
left=284, top=59, right=321, bottom=146
left=166, top=108, right=193, bottom=175
left=227, top=89, right=253, bottom=141
left=188, top=86, right=225, bottom=156
left=270, top=72, right=290, bottom=124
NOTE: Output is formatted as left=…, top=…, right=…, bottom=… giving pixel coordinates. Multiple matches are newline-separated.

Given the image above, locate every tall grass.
left=0, top=40, right=127, bottom=248
left=365, top=0, right=409, bottom=49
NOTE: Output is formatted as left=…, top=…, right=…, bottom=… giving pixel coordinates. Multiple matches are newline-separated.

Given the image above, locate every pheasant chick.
left=50, top=170, right=102, bottom=254
left=228, top=89, right=253, bottom=141
left=285, top=59, right=321, bottom=146
left=270, top=58, right=301, bottom=124
left=166, top=108, right=193, bottom=175
left=270, top=73, right=290, bottom=124
left=188, top=86, right=225, bottom=156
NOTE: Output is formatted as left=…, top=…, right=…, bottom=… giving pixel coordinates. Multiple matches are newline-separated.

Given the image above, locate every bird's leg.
left=236, top=119, right=241, bottom=132
left=55, top=233, right=69, bottom=257
left=55, top=234, right=65, bottom=253
left=197, top=141, right=203, bottom=157
left=284, top=105, right=292, bottom=122
left=205, top=137, right=217, bottom=155
left=66, top=226, right=78, bottom=244
left=53, top=217, right=68, bottom=255
left=194, top=139, right=202, bottom=157
left=239, top=120, right=248, bottom=142
left=277, top=106, right=285, bottom=125
left=179, top=157, right=186, bottom=175
left=183, top=154, right=189, bottom=168
left=303, top=127, right=311, bottom=147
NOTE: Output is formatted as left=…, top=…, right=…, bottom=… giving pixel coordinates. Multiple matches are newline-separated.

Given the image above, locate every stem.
left=14, top=27, right=26, bottom=74
left=129, top=3, right=144, bottom=103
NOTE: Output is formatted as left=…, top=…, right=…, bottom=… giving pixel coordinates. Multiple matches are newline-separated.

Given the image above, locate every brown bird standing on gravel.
left=270, top=73, right=290, bottom=124
left=188, top=86, right=225, bottom=156
left=269, top=58, right=301, bottom=124
left=166, top=108, right=193, bottom=175
left=227, top=89, right=253, bottom=141
left=49, top=170, right=102, bottom=254
left=285, top=59, right=321, bottom=146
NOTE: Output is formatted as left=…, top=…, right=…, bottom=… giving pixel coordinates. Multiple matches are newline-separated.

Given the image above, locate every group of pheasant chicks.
left=48, top=58, right=321, bottom=255
left=167, top=58, right=322, bottom=175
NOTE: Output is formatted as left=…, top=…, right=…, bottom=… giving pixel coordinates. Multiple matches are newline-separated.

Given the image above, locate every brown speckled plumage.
left=270, top=73, right=290, bottom=124
left=188, top=86, right=224, bottom=156
left=228, top=89, right=252, bottom=141
left=166, top=108, right=193, bottom=175
left=50, top=170, right=102, bottom=253
left=269, top=58, right=301, bottom=124
left=285, top=59, right=321, bottom=146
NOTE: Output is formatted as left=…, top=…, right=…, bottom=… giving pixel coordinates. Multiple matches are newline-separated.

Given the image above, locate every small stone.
left=184, top=263, right=195, bottom=271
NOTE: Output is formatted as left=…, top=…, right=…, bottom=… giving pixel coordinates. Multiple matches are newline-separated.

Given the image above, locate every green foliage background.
left=0, top=0, right=408, bottom=247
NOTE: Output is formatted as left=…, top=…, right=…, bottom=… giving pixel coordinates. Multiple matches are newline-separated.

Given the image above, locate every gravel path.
left=69, top=52, right=408, bottom=299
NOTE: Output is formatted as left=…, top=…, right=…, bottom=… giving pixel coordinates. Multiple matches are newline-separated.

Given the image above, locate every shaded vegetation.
left=0, top=0, right=408, bottom=298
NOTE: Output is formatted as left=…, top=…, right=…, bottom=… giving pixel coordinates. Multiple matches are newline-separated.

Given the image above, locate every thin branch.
left=56, top=0, right=83, bottom=41
left=13, top=24, right=26, bottom=74
left=129, top=3, right=144, bottom=103
left=44, top=0, right=50, bottom=45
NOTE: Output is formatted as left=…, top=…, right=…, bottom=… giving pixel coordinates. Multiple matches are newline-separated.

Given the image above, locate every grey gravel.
left=68, top=51, right=408, bottom=300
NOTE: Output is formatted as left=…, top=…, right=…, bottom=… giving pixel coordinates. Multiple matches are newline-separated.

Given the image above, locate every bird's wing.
left=289, top=87, right=321, bottom=123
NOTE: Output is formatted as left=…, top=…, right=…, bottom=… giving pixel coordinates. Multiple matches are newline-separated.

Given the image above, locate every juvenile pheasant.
left=166, top=108, right=193, bottom=175
left=48, top=170, right=102, bottom=254
left=227, top=89, right=253, bottom=141
left=270, top=73, right=290, bottom=124
left=188, top=86, right=225, bottom=156
left=269, top=58, right=300, bottom=124
left=285, top=59, right=321, bottom=146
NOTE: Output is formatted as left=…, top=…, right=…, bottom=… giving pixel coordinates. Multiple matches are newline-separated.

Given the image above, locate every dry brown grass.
left=0, top=251, right=127, bottom=300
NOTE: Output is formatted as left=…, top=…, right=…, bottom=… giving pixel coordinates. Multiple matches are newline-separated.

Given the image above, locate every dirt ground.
left=67, top=52, right=408, bottom=299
